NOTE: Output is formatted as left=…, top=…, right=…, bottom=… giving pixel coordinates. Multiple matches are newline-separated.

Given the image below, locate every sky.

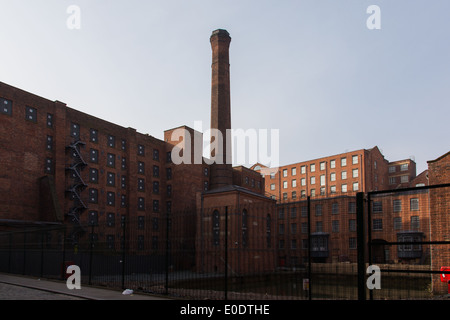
left=0, top=0, right=449, bottom=174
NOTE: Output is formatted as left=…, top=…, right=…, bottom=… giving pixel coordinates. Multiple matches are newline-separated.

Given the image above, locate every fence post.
left=165, top=209, right=169, bottom=295
left=307, top=196, right=312, bottom=300
left=121, top=216, right=126, bottom=290
left=356, top=192, right=366, bottom=301
left=89, top=224, right=94, bottom=285
left=224, top=206, right=228, bottom=300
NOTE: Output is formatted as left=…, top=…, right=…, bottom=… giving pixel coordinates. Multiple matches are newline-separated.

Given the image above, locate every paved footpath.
left=0, top=273, right=170, bottom=300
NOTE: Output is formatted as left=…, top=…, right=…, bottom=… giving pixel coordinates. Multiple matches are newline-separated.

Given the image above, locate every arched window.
left=242, top=209, right=248, bottom=247
left=213, top=210, right=220, bottom=246
left=266, top=214, right=272, bottom=248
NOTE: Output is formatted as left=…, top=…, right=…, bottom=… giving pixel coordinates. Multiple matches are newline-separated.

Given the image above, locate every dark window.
left=138, top=216, right=145, bottom=229
left=121, top=194, right=126, bottom=207
left=90, top=168, right=98, bottom=183
left=166, top=168, right=172, bottom=180
left=153, top=165, right=159, bottom=177
left=166, top=201, right=172, bottom=214
left=71, top=123, right=80, bottom=139
left=348, top=202, right=356, bottom=214
left=90, top=149, right=99, bottom=163
left=152, top=218, right=159, bottom=231
left=89, top=189, right=98, bottom=203
left=108, top=135, right=115, bottom=148
left=107, top=213, right=115, bottom=227
left=138, top=144, right=145, bottom=156
left=373, top=201, right=383, bottom=213
left=107, top=235, right=115, bottom=249
left=167, top=185, right=172, bottom=197
left=90, top=129, right=98, bottom=143
left=107, top=172, right=115, bottom=186
left=46, top=113, right=53, bottom=127
left=138, top=235, right=145, bottom=250
left=153, top=200, right=159, bottom=212
left=153, top=181, right=159, bottom=194
left=153, top=149, right=159, bottom=161
left=121, top=157, right=126, bottom=170
left=121, top=176, right=126, bottom=189
left=25, top=106, right=37, bottom=122
left=152, top=236, right=158, bottom=250
left=121, top=139, right=126, bottom=151
left=107, top=153, right=115, bottom=168
left=46, top=136, right=53, bottom=151
left=204, top=181, right=209, bottom=191
left=138, top=161, right=145, bottom=174
left=107, top=192, right=115, bottom=206
left=44, top=158, right=53, bottom=174
left=88, top=211, right=98, bottom=226
left=138, top=197, right=145, bottom=211
left=138, top=178, right=145, bottom=192
left=167, top=151, right=172, bottom=163
left=1, top=97, right=12, bottom=115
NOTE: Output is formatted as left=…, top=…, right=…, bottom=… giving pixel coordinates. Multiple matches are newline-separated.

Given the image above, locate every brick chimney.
left=209, top=29, right=233, bottom=189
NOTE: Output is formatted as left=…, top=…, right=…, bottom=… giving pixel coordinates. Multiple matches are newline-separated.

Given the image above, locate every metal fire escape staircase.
left=65, top=140, right=88, bottom=241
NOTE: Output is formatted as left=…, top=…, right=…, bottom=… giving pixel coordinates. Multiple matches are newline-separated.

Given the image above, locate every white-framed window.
left=291, top=167, right=297, bottom=176
left=401, top=175, right=409, bottom=183
left=341, top=157, right=347, bottom=167
left=401, top=163, right=409, bottom=171
left=310, top=164, right=316, bottom=172
left=330, top=160, right=336, bottom=169
left=330, top=185, right=336, bottom=194
left=301, top=166, right=306, bottom=174
left=342, top=184, right=347, bottom=193
left=310, top=176, right=315, bottom=185
left=301, top=178, right=306, bottom=186
left=352, top=155, right=358, bottom=165
left=283, top=169, right=288, bottom=177
left=352, top=169, right=359, bottom=178
left=270, top=184, right=276, bottom=191
left=320, top=162, right=326, bottom=171
left=283, top=181, right=288, bottom=189
left=292, top=179, right=297, bottom=188
left=393, top=200, right=402, bottom=212
left=341, top=171, right=347, bottom=180
left=353, top=182, right=359, bottom=191
left=410, top=198, right=419, bottom=211
left=330, top=172, right=336, bottom=182
left=320, top=175, right=326, bottom=186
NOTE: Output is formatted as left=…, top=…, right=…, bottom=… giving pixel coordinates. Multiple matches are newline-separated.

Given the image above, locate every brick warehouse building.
left=0, top=29, right=448, bottom=288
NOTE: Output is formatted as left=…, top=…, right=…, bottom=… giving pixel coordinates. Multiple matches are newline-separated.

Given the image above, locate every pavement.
left=0, top=273, right=171, bottom=300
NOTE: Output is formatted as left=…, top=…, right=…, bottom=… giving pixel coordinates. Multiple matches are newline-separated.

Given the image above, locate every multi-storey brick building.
left=0, top=28, right=448, bottom=288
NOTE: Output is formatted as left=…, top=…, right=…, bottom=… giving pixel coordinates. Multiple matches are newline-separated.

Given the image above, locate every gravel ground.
left=0, top=283, right=85, bottom=300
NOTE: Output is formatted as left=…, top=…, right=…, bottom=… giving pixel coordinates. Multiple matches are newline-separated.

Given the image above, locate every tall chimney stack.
left=209, top=29, right=233, bottom=189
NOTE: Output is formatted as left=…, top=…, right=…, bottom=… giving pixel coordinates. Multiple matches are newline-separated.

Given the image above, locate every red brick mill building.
left=0, top=29, right=449, bottom=293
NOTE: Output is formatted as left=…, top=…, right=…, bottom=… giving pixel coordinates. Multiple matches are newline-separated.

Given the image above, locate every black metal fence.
left=1, top=184, right=449, bottom=300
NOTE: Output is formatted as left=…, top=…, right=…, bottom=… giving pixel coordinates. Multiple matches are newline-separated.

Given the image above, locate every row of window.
left=373, top=198, right=420, bottom=212
left=373, top=216, right=421, bottom=231
left=278, top=215, right=421, bottom=235
left=278, top=238, right=358, bottom=250
left=275, top=156, right=360, bottom=179
left=87, top=188, right=170, bottom=213
left=86, top=233, right=161, bottom=251
left=273, top=169, right=360, bottom=190
left=72, top=124, right=168, bottom=161
left=275, top=183, right=360, bottom=199
left=278, top=203, right=357, bottom=219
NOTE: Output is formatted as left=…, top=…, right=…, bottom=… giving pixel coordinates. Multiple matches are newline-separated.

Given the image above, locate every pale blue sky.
left=0, top=0, right=449, bottom=174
